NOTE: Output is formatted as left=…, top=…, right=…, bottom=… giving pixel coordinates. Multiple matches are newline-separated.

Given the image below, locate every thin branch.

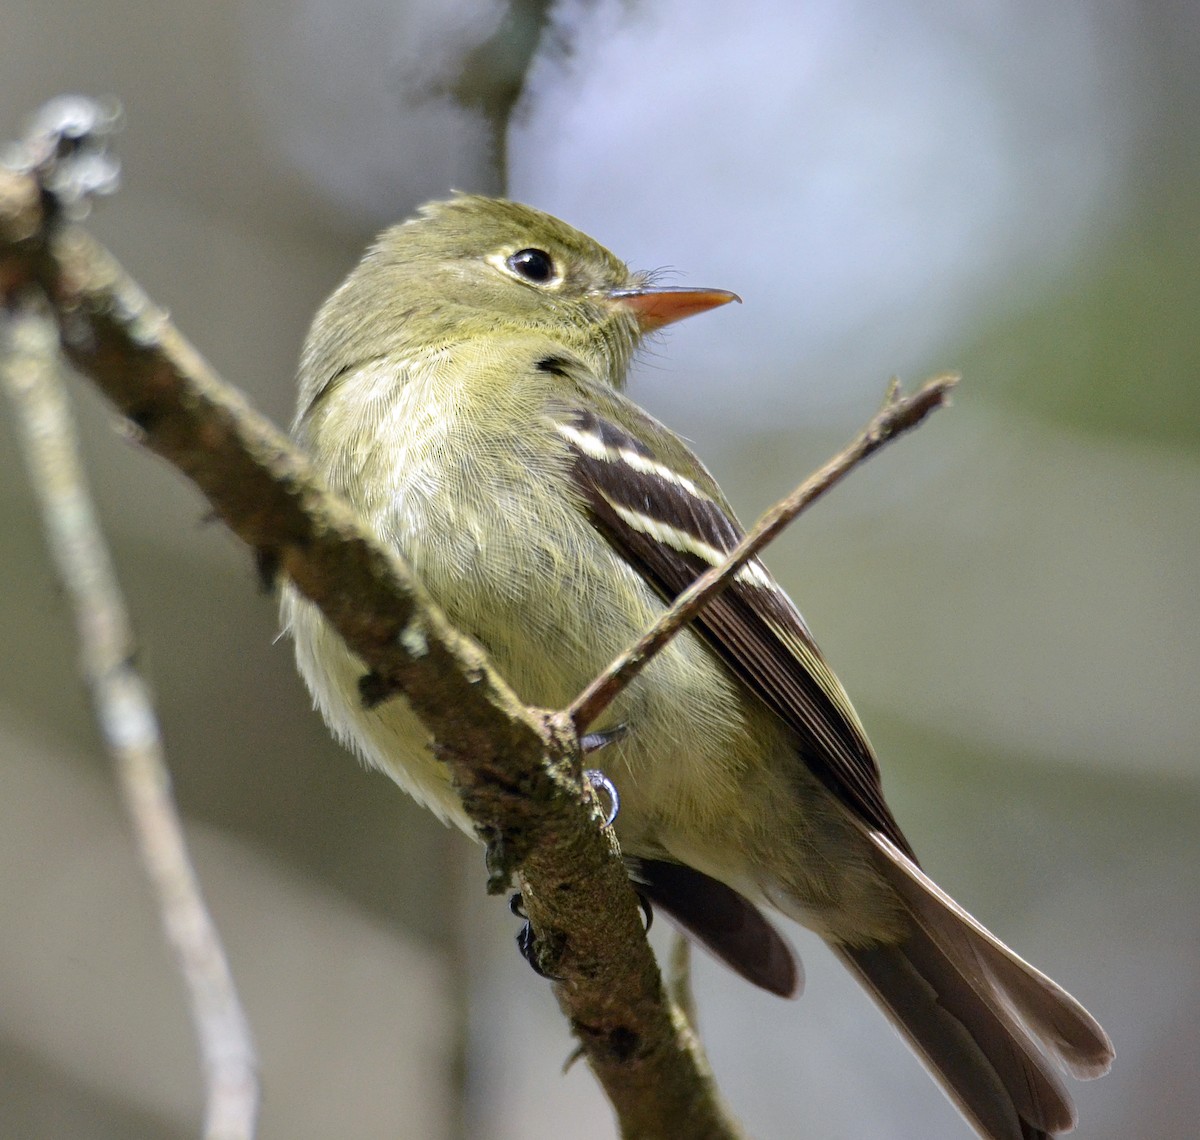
left=0, top=115, right=742, bottom=1139
left=667, top=934, right=699, bottom=1034
left=0, top=300, right=259, bottom=1140
left=569, top=374, right=959, bottom=733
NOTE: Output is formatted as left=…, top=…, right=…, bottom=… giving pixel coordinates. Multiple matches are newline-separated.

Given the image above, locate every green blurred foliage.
left=976, top=168, right=1200, bottom=449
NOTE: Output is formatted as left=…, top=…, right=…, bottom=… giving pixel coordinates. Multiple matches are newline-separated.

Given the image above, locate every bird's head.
left=300, top=194, right=738, bottom=397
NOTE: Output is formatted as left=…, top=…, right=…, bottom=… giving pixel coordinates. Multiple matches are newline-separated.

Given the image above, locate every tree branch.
left=0, top=109, right=742, bottom=1139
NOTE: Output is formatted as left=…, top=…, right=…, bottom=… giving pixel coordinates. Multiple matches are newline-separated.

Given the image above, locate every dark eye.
left=507, top=248, right=556, bottom=284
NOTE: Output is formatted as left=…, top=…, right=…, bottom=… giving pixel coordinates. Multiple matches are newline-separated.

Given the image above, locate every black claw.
left=511, top=891, right=567, bottom=981
left=515, top=921, right=542, bottom=974
left=514, top=918, right=565, bottom=983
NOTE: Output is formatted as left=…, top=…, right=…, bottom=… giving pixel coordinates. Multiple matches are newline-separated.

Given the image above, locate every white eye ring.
left=487, top=248, right=564, bottom=289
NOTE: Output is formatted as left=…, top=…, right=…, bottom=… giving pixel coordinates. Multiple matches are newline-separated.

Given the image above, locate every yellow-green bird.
left=280, top=195, right=1112, bottom=1139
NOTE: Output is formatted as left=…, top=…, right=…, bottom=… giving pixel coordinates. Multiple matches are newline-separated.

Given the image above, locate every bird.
left=279, top=194, right=1113, bottom=1139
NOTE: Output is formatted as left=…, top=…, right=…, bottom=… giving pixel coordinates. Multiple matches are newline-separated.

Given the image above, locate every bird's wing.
left=628, top=856, right=801, bottom=997
left=554, top=401, right=915, bottom=860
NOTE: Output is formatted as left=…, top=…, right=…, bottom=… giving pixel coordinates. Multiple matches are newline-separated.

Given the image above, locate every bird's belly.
left=281, top=583, right=470, bottom=828
left=290, top=442, right=901, bottom=942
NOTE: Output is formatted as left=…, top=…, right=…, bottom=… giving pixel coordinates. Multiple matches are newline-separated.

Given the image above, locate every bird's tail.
left=831, top=833, right=1113, bottom=1140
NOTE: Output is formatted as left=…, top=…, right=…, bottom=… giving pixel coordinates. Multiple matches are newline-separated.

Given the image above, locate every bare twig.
left=668, top=934, right=699, bottom=1033
left=0, top=300, right=259, bottom=1140
left=569, top=374, right=959, bottom=732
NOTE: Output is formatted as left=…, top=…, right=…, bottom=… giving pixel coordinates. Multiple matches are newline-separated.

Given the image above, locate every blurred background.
left=2, top=1, right=1197, bottom=1137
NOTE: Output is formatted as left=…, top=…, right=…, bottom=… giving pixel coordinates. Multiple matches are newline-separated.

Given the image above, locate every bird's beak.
left=607, top=286, right=741, bottom=331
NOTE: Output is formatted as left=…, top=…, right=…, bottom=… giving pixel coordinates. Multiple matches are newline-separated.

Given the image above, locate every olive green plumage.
left=281, top=195, right=1112, bottom=1140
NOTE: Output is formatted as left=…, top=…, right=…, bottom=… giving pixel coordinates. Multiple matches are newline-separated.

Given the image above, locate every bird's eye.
left=506, top=248, right=556, bottom=284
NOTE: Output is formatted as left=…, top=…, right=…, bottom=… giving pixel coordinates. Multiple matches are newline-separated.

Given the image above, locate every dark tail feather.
left=629, top=857, right=801, bottom=998
left=828, top=832, right=1115, bottom=1140
left=869, top=832, right=1114, bottom=1082
left=835, top=931, right=1070, bottom=1140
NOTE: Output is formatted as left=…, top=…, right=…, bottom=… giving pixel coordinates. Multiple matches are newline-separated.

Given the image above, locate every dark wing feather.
left=560, top=406, right=915, bottom=860
left=629, top=857, right=801, bottom=997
